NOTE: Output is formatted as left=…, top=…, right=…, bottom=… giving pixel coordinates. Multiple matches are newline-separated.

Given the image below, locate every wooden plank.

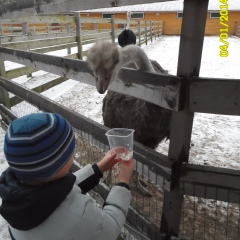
left=0, top=32, right=76, bottom=44
left=6, top=66, right=37, bottom=79
left=180, top=164, right=240, bottom=204
left=2, top=36, right=77, bottom=50
left=10, top=76, right=67, bottom=107
left=190, top=77, right=240, bottom=115
left=181, top=163, right=240, bottom=190
left=1, top=15, right=75, bottom=24
left=160, top=0, right=209, bottom=237
left=181, top=183, right=240, bottom=204
left=0, top=104, right=17, bottom=121
left=0, top=46, right=181, bottom=111
left=30, top=42, right=77, bottom=53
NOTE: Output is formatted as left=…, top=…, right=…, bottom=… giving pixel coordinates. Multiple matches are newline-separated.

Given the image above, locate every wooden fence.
left=0, top=1, right=240, bottom=239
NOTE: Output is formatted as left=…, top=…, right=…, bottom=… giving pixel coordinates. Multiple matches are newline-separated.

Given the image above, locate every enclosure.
left=0, top=0, right=240, bottom=239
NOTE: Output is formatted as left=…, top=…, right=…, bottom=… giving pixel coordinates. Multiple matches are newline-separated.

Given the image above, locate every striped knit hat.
left=4, top=113, right=75, bottom=180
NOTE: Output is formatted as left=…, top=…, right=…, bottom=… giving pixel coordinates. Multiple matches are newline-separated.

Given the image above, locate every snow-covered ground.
left=0, top=35, right=240, bottom=239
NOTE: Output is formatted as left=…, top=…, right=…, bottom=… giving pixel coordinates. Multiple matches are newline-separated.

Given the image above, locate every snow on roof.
left=81, top=0, right=240, bottom=13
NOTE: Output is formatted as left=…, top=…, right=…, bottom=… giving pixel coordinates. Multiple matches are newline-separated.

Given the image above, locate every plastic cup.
left=106, top=128, right=135, bottom=161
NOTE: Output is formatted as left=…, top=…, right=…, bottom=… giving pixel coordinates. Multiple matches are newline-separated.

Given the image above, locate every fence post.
left=111, top=15, right=115, bottom=43
left=47, top=23, right=50, bottom=33
left=154, top=21, right=157, bottom=40
left=138, top=20, right=141, bottom=47
left=75, top=12, right=83, bottom=60
left=0, top=38, right=11, bottom=108
left=158, top=21, right=160, bottom=37
left=150, top=21, right=152, bottom=42
left=22, top=22, right=32, bottom=78
left=66, top=23, right=71, bottom=55
left=66, top=23, right=70, bottom=33
left=145, top=21, right=147, bottom=45
left=22, top=22, right=29, bottom=35
left=0, top=22, right=3, bottom=36
left=160, top=0, right=209, bottom=238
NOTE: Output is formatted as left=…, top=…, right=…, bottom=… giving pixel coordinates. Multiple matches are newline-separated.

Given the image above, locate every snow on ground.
left=0, top=35, right=240, bottom=239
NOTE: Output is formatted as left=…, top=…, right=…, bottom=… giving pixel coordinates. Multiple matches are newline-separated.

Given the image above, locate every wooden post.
left=66, top=23, right=71, bottom=54
left=75, top=12, right=83, bottom=60
left=22, top=22, right=29, bottom=35
left=22, top=22, right=32, bottom=77
left=138, top=20, right=141, bottom=47
left=0, top=23, right=3, bottom=36
left=145, top=21, right=147, bottom=45
left=158, top=21, right=160, bottom=37
left=47, top=23, right=50, bottom=33
left=111, top=15, right=115, bottom=43
left=160, top=0, right=209, bottom=238
left=154, top=21, right=157, bottom=40
left=150, top=21, right=152, bottom=42
left=66, top=23, right=70, bottom=33
left=0, top=38, right=11, bottom=108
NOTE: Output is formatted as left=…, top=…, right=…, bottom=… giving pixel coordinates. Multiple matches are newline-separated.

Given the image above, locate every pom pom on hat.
left=4, top=113, right=75, bottom=180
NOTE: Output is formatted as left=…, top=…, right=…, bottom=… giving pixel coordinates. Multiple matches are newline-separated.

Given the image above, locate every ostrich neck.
left=109, top=45, right=154, bottom=85
left=117, top=45, right=154, bottom=73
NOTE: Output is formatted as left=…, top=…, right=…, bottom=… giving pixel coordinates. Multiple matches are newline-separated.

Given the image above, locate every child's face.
left=52, top=157, right=74, bottom=181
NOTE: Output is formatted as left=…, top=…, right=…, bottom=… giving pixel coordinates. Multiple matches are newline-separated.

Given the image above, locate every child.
left=0, top=112, right=134, bottom=240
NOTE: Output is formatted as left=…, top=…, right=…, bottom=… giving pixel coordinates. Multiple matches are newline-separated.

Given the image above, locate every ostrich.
left=87, top=40, right=171, bottom=197
left=87, top=40, right=171, bottom=149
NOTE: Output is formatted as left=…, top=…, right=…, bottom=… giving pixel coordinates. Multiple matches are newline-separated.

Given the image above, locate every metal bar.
left=160, top=0, right=209, bottom=238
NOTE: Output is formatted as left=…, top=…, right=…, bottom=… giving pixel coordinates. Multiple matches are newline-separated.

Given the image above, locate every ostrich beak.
left=96, top=75, right=110, bottom=94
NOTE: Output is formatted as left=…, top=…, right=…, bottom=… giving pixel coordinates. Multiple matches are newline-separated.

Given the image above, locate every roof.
left=81, top=0, right=240, bottom=13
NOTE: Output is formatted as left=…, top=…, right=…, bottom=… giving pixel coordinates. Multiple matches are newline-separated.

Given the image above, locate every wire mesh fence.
left=5, top=99, right=165, bottom=239
left=180, top=191, right=240, bottom=240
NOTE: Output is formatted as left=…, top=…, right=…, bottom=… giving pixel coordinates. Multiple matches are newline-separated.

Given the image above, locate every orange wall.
left=205, top=11, right=240, bottom=35
left=81, top=11, right=240, bottom=35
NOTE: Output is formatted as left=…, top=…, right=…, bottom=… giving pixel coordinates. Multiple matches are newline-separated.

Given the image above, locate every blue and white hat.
left=4, top=113, right=75, bottom=180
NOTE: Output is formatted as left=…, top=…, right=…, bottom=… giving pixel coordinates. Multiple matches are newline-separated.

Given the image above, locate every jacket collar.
left=0, top=168, right=76, bottom=230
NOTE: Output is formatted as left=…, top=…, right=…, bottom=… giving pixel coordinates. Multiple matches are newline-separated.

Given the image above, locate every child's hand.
left=118, top=158, right=135, bottom=184
left=97, top=148, right=125, bottom=173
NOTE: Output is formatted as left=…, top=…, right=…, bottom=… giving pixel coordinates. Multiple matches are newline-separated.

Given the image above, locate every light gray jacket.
left=9, top=164, right=131, bottom=240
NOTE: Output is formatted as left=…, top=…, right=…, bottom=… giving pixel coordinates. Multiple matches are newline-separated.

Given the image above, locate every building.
left=80, top=0, right=240, bottom=35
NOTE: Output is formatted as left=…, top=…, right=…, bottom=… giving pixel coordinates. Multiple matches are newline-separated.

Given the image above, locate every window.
left=177, top=12, right=183, bottom=18
left=131, top=13, right=144, bottom=19
left=102, top=13, right=115, bottom=19
left=210, top=12, right=220, bottom=18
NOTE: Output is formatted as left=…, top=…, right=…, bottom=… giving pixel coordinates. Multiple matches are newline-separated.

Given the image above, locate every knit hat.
left=4, top=113, right=75, bottom=180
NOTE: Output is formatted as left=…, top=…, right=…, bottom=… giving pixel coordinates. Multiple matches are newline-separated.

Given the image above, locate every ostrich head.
left=118, top=29, right=136, bottom=47
left=87, top=41, right=119, bottom=94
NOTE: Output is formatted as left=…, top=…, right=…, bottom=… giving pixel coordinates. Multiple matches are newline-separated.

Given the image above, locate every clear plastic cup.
left=106, top=128, right=135, bottom=161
